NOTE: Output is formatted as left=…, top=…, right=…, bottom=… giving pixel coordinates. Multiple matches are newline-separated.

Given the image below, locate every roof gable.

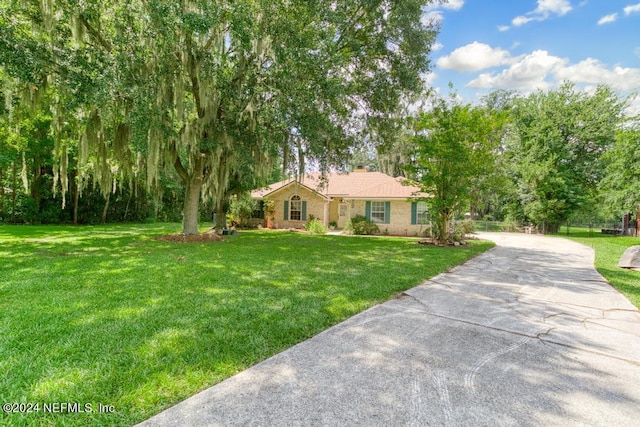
left=252, top=180, right=331, bottom=200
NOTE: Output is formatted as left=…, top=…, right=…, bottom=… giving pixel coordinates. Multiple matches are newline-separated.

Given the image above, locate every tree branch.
left=173, top=152, right=189, bottom=184
left=185, top=34, right=205, bottom=118
left=78, top=14, right=112, bottom=52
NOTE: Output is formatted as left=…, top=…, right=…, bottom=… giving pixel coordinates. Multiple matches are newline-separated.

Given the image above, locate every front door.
left=337, top=202, right=349, bottom=228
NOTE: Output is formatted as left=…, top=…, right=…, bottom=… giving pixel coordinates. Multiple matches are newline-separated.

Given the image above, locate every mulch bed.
left=417, top=238, right=469, bottom=247
left=156, top=229, right=224, bottom=243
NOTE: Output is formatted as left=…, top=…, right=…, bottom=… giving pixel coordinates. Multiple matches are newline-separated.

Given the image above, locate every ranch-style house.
left=251, top=169, right=430, bottom=235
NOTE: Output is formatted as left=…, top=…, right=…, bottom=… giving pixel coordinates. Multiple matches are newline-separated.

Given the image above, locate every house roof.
left=251, top=171, right=425, bottom=200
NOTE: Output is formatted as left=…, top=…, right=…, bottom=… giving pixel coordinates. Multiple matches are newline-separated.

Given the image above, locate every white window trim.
left=416, top=201, right=429, bottom=224
left=290, top=195, right=302, bottom=220
left=370, top=201, right=386, bottom=224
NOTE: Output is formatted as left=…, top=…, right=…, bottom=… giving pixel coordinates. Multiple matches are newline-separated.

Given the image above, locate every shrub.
left=228, top=193, right=258, bottom=225
left=343, top=215, right=380, bottom=235
left=460, top=219, right=474, bottom=235
left=420, top=224, right=433, bottom=238
left=305, top=218, right=328, bottom=234
left=428, top=219, right=471, bottom=244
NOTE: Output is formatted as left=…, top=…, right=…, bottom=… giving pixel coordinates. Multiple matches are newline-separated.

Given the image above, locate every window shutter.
left=411, top=202, right=417, bottom=225
left=365, top=201, right=371, bottom=221
left=302, top=201, right=307, bottom=220
left=284, top=200, right=289, bottom=220
left=385, top=201, right=391, bottom=224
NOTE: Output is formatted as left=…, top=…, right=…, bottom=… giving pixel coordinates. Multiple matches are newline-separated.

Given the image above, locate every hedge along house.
left=251, top=170, right=430, bottom=235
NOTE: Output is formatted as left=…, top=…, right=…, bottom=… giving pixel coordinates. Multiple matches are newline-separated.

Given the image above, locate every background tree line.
left=1, top=2, right=637, bottom=235
left=2, top=77, right=637, bottom=233
left=404, top=83, right=638, bottom=239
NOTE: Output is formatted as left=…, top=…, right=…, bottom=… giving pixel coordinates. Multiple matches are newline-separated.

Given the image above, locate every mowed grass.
left=0, top=224, right=493, bottom=426
left=559, top=227, right=640, bottom=308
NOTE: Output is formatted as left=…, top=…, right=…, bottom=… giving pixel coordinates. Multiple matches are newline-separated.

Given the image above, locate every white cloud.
left=441, top=0, right=465, bottom=10
left=423, top=0, right=465, bottom=12
left=625, top=95, right=640, bottom=118
left=421, top=0, right=464, bottom=25
left=437, top=42, right=513, bottom=72
left=466, top=51, right=640, bottom=95
left=624, top=3, right=640, bottom=15
left=497, top=25, right=510, bottom=32
left=597, top=13, right=618, bottom=25
left=555, top=58, right=640, bottom=90
left=512, top=16, right=534, bottom=26
left=535, top=0, right=572, bottom=16
left=421, top=11, right=443, bottom=26
left=467, top=50, right=567, bottom=91
left=421, top=71, right=438, bottom=87
left=432, top=42, right=444, bottom=52
left=512, top=0, right=573, bottom=27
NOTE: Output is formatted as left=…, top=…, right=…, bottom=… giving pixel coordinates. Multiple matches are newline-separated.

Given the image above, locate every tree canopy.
left=600, top=126, right=640, bottom=216
left=503, top=83, right=627, bottom=232
left=1, top=0, right=439, bottom=233
left=409, top=94, right=506, bottom=242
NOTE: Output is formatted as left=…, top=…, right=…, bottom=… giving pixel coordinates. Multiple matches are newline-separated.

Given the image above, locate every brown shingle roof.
left=252, top=172, right=424, bottom=199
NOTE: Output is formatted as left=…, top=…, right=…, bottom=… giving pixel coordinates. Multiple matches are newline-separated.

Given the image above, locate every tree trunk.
left=101, top=192, right=110, bottom=224
left=174, top=153, right=208, bottom=235
left=31, top=153, right=42, bottom=215
left=439, top=211, right=449, bottom=243
left=123, top=191, right=132, bottom=221
left=72, top=169, right=79, bottom=224
left=182, top=178, right=203, bottom=235
left=11, top=162, right=17, bottom=224
left=215, top=204, right=227, bottom=231
left=0, top=166, right=4, bottom=219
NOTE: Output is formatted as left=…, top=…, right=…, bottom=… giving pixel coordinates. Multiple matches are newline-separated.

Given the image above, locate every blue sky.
left=424, top=0, right=640, bottom=113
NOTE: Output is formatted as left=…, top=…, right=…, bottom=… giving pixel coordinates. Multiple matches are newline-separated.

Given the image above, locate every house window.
left=290, top=195, right=302, bottom=220
left=370, top=201, right=386, bottom=223
left=416, top=201, right=428, bottom=224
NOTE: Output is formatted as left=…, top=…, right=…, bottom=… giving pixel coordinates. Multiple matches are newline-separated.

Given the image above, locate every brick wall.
left=349, top=199, right=428, bottom=236
left=268, top=185, right=329, bottom=229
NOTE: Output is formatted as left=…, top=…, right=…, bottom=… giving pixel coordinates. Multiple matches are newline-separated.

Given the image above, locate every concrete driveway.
left=139, top=233, right=640, bottom=426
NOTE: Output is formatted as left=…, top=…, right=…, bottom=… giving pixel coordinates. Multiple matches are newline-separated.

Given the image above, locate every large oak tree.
left=1, top=0, right=439, bottom=234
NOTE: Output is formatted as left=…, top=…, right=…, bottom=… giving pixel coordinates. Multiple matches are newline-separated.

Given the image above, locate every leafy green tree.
left=600, top=127, right=640, bottom=225
left=409, top=95, right=506, bottom=242
left=505, top=83, right=626, bottom=232
left=1, top=0, right=439, bottom=234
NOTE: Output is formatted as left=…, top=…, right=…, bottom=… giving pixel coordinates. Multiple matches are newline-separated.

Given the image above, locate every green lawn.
left=0, top=224, right=493, bottom=426
left=558, top=227, right=640, bottom=308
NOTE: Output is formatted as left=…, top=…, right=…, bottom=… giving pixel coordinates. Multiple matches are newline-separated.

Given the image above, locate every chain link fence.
left=469, top=220, right=637, bottom=237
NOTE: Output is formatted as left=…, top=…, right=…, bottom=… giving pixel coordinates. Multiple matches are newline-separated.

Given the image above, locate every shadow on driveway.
left=139, top=233, right=640, bottom=426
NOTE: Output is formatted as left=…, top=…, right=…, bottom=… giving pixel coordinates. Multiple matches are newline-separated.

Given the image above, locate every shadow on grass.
left=137, top=233, right=640, bottom=426
left=0, top=226, right=492, bottom=426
